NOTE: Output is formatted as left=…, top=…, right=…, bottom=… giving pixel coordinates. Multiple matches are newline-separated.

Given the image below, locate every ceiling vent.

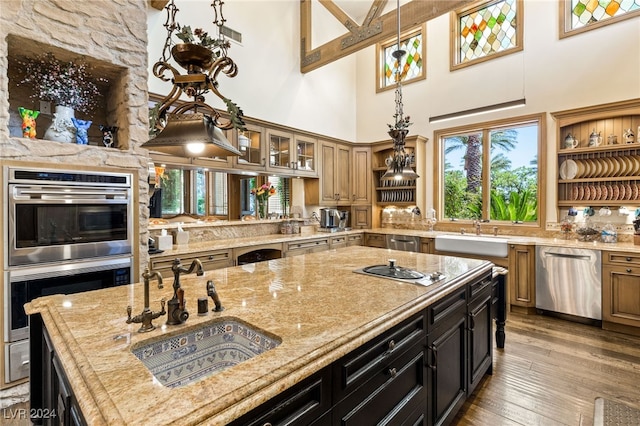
left=221, top=25, right=242, bottom=44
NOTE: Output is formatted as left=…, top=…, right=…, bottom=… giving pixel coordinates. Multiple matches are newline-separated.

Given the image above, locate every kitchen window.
left=434, top=114, right=545, bottom=228
left=451, top=0, right=523, bottom=70
left=376, top=25, right=425, bottom=93
left=158, top=167, right=228, bottom=217
left=560, top=0, right=640, bottom=38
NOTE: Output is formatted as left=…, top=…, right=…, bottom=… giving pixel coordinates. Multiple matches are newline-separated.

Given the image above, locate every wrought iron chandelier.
left=381, top=0, right=419, bottom=181
left=143, top=0, right=245, bottom=157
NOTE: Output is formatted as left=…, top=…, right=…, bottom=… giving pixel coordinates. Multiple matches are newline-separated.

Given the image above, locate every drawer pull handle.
left=627, top=257, right=632, bottom=262
left=388, top=367, right=397, bottom=378
left=387, top=340, right=396, bottom=352
left=209, top=255, right=214, bottom=260
left=469, top=313, right=476, bottom=331
left=428, top=345, right=437, bottom=371
left=627, top=268, right=632, bottom=273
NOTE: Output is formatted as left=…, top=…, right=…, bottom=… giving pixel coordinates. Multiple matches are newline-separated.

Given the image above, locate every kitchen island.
left=25, top=246, right=494, bottom=425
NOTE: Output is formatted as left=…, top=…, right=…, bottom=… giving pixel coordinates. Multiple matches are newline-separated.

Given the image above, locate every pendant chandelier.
left=143, top=0, right=245, bottom=157
left=381, top=0, right=419, bottom=181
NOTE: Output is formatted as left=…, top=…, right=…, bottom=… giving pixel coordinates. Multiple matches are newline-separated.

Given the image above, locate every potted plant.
left=18, top=52, right=106, bottom=143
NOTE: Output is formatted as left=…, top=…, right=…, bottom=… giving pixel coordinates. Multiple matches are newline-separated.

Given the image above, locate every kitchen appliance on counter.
left=3, top=166, right=135, bottom=384
left=319, top=208, right=340, bottom=229
left=535, top=246, right=602, bottom=322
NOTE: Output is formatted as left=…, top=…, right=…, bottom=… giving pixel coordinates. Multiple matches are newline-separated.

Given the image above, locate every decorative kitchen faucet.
left=166, top=258, right=204, bottom=325
left=206, top=280, right=224, bottom=312
left=126, top=268, right=165, bottom=332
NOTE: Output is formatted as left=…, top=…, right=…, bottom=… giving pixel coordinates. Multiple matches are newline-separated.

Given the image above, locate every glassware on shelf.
left=560, top=216, right=574, bottom=239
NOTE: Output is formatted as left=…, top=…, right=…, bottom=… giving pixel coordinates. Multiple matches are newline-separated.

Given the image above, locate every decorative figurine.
left=71, top=118, right=92, bottom=145
left=623, top=128, right=635, bottom=144
left=18, top=107, right=40, bottom=139
left=99, top=125, right=118, bottom=147
left=588, top=129, right=602, bottom=147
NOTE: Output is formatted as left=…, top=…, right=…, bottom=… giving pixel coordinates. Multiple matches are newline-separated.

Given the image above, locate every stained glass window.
left=565, top=0, right=640, bottom=34
left=377, top=26, right=425, bottom=92
left=456, top=0, right=519, bottom=65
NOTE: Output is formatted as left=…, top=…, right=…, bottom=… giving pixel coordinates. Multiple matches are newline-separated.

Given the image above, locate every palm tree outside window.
left=437, top=115, right=542, bottom=225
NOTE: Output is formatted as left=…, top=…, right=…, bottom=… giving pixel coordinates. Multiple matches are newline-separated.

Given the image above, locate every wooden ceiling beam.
left=301, top=0, right=472, bottom=74
left=149, top=0, right=168, bottom=11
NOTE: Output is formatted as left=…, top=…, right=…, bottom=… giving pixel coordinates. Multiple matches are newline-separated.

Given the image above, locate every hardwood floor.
left=3, top=313, right=639, bottom=426
left=454, top=312, right=640, bottom=426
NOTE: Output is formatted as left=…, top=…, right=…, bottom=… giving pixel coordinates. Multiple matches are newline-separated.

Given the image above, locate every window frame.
left=432, top=113, right=546, bottom=231
left=376, top=24, right=427, bottom=93
left=450, top=0, right=524, bottom=71
left=559, top=0, right=640, bottom=39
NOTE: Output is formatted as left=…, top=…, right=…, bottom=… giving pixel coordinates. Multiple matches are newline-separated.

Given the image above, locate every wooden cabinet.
left=602, top=251, right=640, bottom=336
left=372, top=136, right=425, bottom=206
left=552, top=99, right=640, bottom=207
left=229, top=367, right=332, bottom=426
left=467, top=275, right=493, bottom=395
left=426, top=287, right=467, bottom=426
left=364, top=233, right=386, bottom=248
left=293, top=134, right=319, bottom=177
left=508, top=244, right=536, bottom=314
left=305, top=141, right=351, bottom=206
left=284, top=237, right=330, bottom=257
left=266, top=128, right=294, bottom=173
left=351, top=205, right=372, bottom=229
left=346, top=233, right=363, bottom=246
left=421, top=237, right=433, bottom=254
left=351, top=146, right=372, bottom=204
left=150, top=249, right=233, bottom=279
left=330, top=235, right=347, bottom=249
left=30, top=315, right=86, bottom=426
left=233, top=122, right=266, bottom=171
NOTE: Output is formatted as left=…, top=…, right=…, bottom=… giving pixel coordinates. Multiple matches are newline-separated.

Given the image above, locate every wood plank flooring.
left=2, top=313, right=639, bottom=426
left=454, top=312, right=640, bottom=426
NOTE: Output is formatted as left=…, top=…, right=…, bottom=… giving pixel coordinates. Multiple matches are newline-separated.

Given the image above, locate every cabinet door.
left=365, top=233, right=385, bottom=248
left=336, top=143, right=351, bottom=202
left=351, top=146, right=371, bottom=204
left=421, top=238, right=433, bottom=254
left=233, top=123, right=265, bottom=171
left=266, top=128, right=294, bottom=173
left=468, top=278, right=493, bottom=395
left=351, top=205, right=371, bottom=229
left=320, top=141, right=338, bottom=203
left=508, top=244, right=536, bottom=313
left=603, top=265, right=640, bottom=327
left=293, top=134, right=318, bottom=177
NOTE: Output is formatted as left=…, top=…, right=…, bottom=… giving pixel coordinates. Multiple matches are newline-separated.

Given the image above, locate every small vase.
left=257, top=201, right=267, bottom=219
left=44, top=105, right=76, bottom=143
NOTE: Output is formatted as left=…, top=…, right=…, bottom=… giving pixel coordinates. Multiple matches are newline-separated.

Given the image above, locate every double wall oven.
left=3, top=166, right=134, bottom=383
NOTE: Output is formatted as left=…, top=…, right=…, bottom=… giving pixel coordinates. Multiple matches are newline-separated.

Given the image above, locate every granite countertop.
left=154, top=227, right=640, bottom=258
left=25, top=246, right=492, bottom=425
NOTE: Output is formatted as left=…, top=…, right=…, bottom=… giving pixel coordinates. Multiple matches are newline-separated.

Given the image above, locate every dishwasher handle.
left=543, top=251, right=592, bottom=261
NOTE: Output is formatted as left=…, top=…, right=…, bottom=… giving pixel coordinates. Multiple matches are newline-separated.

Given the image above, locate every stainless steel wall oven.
left=6, top=167, right=133, bottom=266
left=3, top=166, right=135, bottom=384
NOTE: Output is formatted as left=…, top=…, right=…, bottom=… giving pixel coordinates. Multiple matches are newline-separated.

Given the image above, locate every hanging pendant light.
left=381, top=0, right=419, bottom=181
left=143, top=0, right=245, bottom=158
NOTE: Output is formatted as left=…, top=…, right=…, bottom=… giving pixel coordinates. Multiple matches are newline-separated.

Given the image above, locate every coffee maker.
left=319, top=208, right=340, bottom=228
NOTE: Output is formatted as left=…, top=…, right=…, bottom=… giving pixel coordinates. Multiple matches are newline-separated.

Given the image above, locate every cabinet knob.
left=627, top=268, right=632, bottom=273
left=388, top=367, right=397, bottom=378
left=627, top=257, right=632, bottom=262
left=388, top=339, right=396, bottom=352
left=208, top=255, right=214, bottom=260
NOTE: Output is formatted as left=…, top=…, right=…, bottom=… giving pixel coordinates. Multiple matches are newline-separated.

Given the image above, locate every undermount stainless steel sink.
left=354, top=259, right=444, bottom=286
left=131, top=317, right=281, bottom=388
left=435, top=234, right=509, bottom=258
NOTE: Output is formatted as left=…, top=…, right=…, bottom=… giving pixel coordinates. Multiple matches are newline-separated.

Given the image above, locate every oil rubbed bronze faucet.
left=166, top=258, right=204, bottom=325
left=126, top=268, right=166, bottom=332
left=206, top=280, right=224, bottom=312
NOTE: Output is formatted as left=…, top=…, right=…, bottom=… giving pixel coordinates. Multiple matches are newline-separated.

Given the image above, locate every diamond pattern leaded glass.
left=458, top=0, right=517, bottom=63
left=570, top=0, right=640, bottom=29
left=383, top=33, right=422, bottom=88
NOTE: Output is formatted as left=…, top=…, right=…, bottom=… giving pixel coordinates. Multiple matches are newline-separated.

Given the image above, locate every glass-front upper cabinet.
left=293, top=134, right=318, bottom=177
left=234, top=123, right=265, bottom=171
left=266, top=129, right=293, bottom=173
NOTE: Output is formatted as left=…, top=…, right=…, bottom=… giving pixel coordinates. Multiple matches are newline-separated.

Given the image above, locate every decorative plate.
left=578, top=185, right=585, bottom=200
left=633, top=183, right=639, bottom=200
left=626, top=183, right=633, bottom=200
left=613, top=184, right=620, bottom=201
left=559, top=159, right=577, bottom=180
left=584, top=185, right=590, bottom=201
left=572, top=186, right=579, bottom=200
left=600, top=184, right=608, bottom=201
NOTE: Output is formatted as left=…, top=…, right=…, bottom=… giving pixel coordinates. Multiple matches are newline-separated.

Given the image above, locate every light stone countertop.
left=25, top=246, right=492, bottom=425
left=153, top=227, right=640, bottom=258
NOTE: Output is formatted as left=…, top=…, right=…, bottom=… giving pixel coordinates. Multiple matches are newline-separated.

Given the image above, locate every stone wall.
left=0, top=0, right=152, bottom=272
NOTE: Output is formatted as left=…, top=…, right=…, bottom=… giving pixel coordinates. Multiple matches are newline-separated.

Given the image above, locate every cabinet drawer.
left=332, top=342, right=426, bottom=425
left=347, top=234, right=363, bottom=246
left=330, top=235, right=348, bottom=249
left=332, top=312, right=426, bottom=401
left=427, top=287, right=467, bottom=330
left=365, top=233, right=386, bottom=248
left=151, top=250, right=232, bottom=278
left=469, top=272, right=493, bottom=303
left=229, top=367, right=331, bottom=426
left=286, top=238, right=330, bottom=252
left=606, top=251, right=640, bottom=266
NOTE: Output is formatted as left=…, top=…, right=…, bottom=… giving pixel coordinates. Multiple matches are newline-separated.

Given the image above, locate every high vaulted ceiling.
left=149, top=0, right=472, bottom=73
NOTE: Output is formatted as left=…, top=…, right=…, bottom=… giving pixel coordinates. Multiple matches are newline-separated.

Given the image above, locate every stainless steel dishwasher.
left=535, top=246, right=602, bottom=320
left=385, top=234, right=421, bottom=252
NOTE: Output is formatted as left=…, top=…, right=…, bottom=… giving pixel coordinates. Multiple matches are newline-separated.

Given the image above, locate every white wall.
left=354, top=1, right=640, bottom=222
left=147, top=0, right=358, bottom=141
